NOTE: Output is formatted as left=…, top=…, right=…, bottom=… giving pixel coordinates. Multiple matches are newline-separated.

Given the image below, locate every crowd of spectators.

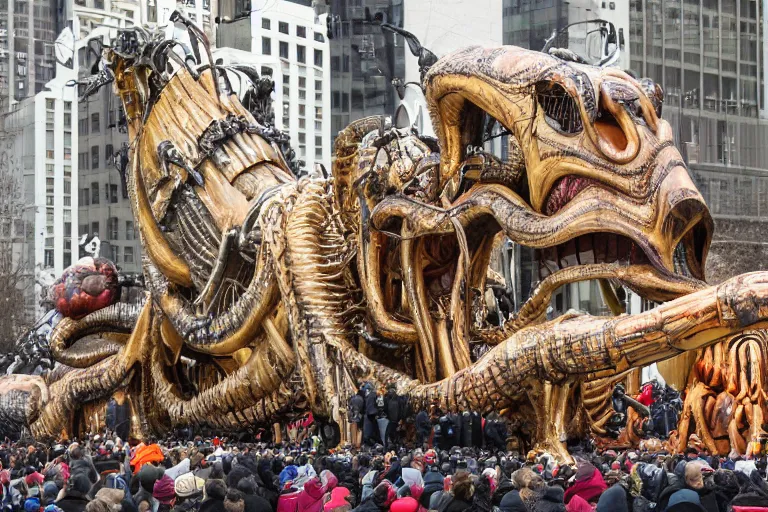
left=0, top=424, right=767, bottom=512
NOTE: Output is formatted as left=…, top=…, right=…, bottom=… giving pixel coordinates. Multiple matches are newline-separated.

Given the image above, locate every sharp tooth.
left=401, top=238, right=437, bottom=382
left=450, top=258, right=472, bottom=370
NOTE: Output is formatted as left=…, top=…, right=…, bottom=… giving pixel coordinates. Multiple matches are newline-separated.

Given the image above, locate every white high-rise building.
left=224, top=0, right=331, bottom=172
left=4, top=61, right=78, bottom=317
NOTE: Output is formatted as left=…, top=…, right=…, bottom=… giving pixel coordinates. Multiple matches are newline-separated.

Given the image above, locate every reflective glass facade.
left=328, top=0, right=405, bottom=142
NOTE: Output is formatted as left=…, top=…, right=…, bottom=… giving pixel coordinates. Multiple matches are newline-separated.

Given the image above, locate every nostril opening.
left=594, top=110, right=628, bottom=151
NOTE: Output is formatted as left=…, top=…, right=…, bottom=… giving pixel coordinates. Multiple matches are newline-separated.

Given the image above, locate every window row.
left=79, top=220, right=135, bottom=241
left=262, top=37, right=323, bottom=66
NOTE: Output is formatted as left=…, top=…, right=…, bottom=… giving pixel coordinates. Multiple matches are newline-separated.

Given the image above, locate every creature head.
left=422, top=46, right=712, bottom=298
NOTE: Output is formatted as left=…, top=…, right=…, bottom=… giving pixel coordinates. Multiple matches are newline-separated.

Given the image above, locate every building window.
left=91, top=146, right=99, bottom=169
left=79, top=117, right=88, bottom=135
left=299, top=118, right=306, bottom=129
left=63, top=196, right=71, bottom=207
left=46, top=98, right=54, bottom=110
left=262, top=37, right=271, bottom=55
left=279, top=21, right=288, bottom=34
left=315, top=80, right=322, bottom=90
left=46, top=130, right=54, bottom=159
left=314, top=32, right=324, bottom=43
left=315, top=106, right=322, bottom=120
left=105, top=144, right=113, bottom=162
left=91, top=182, right=99, bottom=205
left=44, top=250, right=53, bottom=268
left=298, top=133, right=306, bottom=144
left=108, top=217, right=119, bottom=239
left=78, top=152, right=88, bottom=170
left=64, top=166, right=71, bottom=177
left=126, top=221, right=135, bottom=240
left=63, top=179, right=71, bottom=195
left=299, top=104, right=306, bottom=116
left=110, top=184, right=118, bottom=203
left=46, top=178, right=54, bottom=194
left=46, top=164, right=54, bottom=176
left=279, top=41, right=288, bottom=59
left=111, top=245, right=120, bottom=263
left=124, top=246, right=134, bottom=264
left=91, top=112, right=100, bottom=132
left=297, top=25, right=306, bottom=38
left=299, top=77, right=306, bottom=88
left=63, top=251, right=71, bottom=268
left=46, top=196, right=54, bottom=206
left=64, top=101, right=71, bottom=111
left=315, top=146, right=322, bottom=158
left=79, top=188, right=89, bottom=206
left=91, top=221, right=99, bottom=237
left=297, top=45, right=306, bottom=63
left=262, top=18, right=271, bottom=30
left=299, top=90, right=306, bottom=100
left=314, top=49, right=322, bottom=67
left=94, top=0, right=104, bottom=8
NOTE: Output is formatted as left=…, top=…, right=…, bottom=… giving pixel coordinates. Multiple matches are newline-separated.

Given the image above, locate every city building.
left=628, top=0, right=768, bottom=286
left=327, top=0, right=405, bottom=144
left=0, top=0, right=60, bottom=113
left=73, top=3, right=142, bottom=277
left=220, top=0, right=332, bottom=171
left=4, top=62, right=77, bottom=318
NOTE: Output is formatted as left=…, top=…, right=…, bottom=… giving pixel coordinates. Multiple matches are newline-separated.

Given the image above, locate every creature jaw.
left=415, top=46, right=714, bottom=327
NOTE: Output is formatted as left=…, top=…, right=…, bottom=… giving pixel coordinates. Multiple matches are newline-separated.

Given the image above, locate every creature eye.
left=536, top=81, right=583, bottom=135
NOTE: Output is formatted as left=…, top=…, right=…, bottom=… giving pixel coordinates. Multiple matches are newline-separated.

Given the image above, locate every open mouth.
left=370, top=84, right=712, bottom=358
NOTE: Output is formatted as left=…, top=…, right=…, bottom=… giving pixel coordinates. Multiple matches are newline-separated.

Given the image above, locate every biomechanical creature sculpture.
left=1, top=14, right=767, bottom=459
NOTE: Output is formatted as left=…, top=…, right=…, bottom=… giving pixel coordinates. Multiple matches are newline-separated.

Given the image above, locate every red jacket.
left=280, top=471, right=338, bottom=512
left=390, top=496, right=424, bottom=512
left=564, top=469, right=607, bottom=504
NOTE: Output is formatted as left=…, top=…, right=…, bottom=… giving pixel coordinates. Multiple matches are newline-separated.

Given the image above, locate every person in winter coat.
left=657, top=462, right=717, bottom=512
left=296, top=471, right=338, bottom=512
left=500, top=491, right=526, bottom=512
left=595, top=485, right=628, bottom=512
left=563, top=463, right=607, bottom=505
left=471, top=475, right=495, bottom=512
left=353, top=481, right=396, bottom=512
left=511, top=468, right=545, bottom=512
left=55, top=473, right=93, bottom=512
left=348, top=392, right=365, bottom=449
left=442, top=474, right=474, bottom=512
left=362, top=384, right=380, bottom=447
left=172, top=473, right=205, bottom=512
left=383, top=385, right=402, bottom=449
left=414, top=411, right=431, bottom=449
left=421, top=467, right=444, bottom=509
left=199, top=480, right=226, bottom=512
left=133, top=465, right=163, bottom=512
left=664, top=489, right=708, bottom=512
left=324, top=487, right=352, bottom=512
left=153, top=475, right=176, bottom=512
left=534, top=486, right=566, bottom=512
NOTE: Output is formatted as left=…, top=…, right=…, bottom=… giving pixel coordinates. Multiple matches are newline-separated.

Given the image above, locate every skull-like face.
left=418, top=45, right=712, bottom=302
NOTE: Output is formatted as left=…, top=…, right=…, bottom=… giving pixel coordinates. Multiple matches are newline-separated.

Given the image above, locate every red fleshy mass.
left=52, top=257, right=120, bottom=319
